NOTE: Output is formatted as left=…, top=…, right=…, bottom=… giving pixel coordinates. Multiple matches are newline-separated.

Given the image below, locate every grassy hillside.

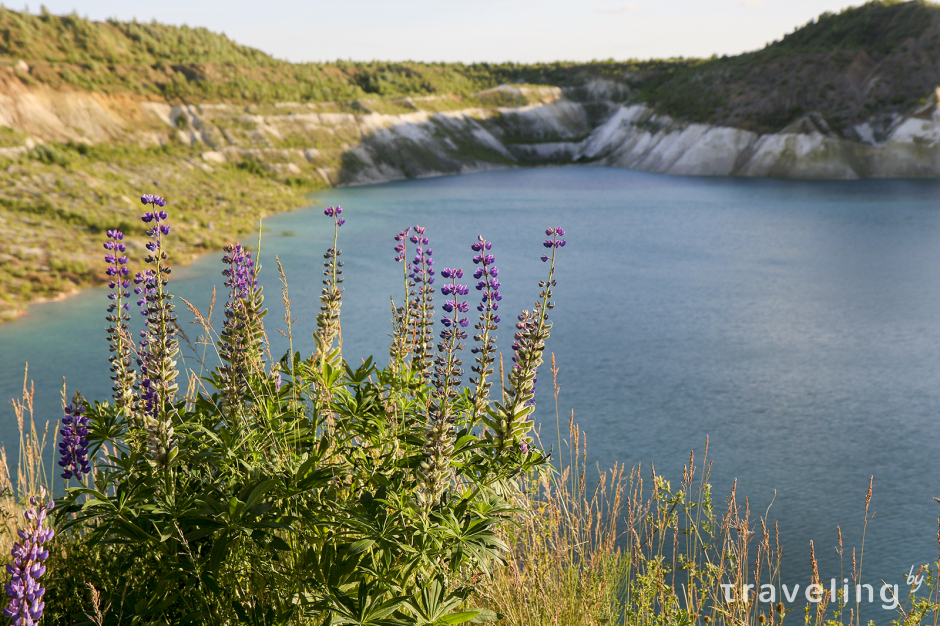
left=0, top=140, right=316, bottom=320
left=0, top=6, right=610, bottom=103
left=632, top=1, right=940, bottom=133
left=3, top=1, right=940, bottom=320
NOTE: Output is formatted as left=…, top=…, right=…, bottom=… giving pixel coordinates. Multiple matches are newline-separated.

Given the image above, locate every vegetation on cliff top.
left=0, top=5, right=599, bottom=103
left=630, top=1, right=940, bottom=132
left=4, top=2, right=940, bottom=130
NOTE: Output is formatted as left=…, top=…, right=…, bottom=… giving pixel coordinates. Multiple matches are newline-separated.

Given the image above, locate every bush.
left=37, top=196, right=567, bottom=624
left=27, top=144, right=73, bottom=168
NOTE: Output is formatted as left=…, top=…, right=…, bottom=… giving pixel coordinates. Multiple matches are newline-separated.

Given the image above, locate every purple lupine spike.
left=323, top=205, right=345, bottom=225
left=393, top=228, right=411, bottom=262
left=105, top=229, right=135, bottom=411
left=313, top=205, right=346, bottom=369
left=438, top=268, right=468, bottom=335
left=498, top=226, right=565, bottom=450
left=221, top=243, right=255, bottom=300
left=468, top=236, right=502, bottom=419
left=58, top=393, right=90, bottom=481
left=218, top=241, right=265, bottom=418
left=135, top=195, right=179, bottom=466
left=389, top=226, right=416, bottom=369
left=4, top=488, right=54, bottom=626
left=421, top=264, right=468, bottom=507
left=407, top=225, right=435, bottom=376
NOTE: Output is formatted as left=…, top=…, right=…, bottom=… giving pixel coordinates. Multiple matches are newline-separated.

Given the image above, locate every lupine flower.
left=468, top=236, right=501, bottom=420
left=393, top=228, right=410, bottom=263
left=140, top=194, right=166, bottom=207
left=218, top=243, right=265, bottom=419
left=4, top=488, right=54, bottom=626
left=421, top=266, right=468, bottom=508
left=314, top=206, right=345, bottom=370
left=540, top=227, right=565, bottom=261
left=133, top=269, right=157, bottom=419
left=134, top=195, right=179, bottom=466
left=324, top=205, right=346, bottom=227
left=105, top=229, right=136, bottom=416
left=58, top=392, right=90, bottom=481
left=487, top=227, right=565, bottom=452
left=389, top=228, right=413, bottom=369
left=221, top=244, right=256, bottom=299
left=407, top=226, right=435, bottom=378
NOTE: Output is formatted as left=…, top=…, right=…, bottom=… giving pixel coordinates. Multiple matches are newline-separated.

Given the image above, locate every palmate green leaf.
left=401, top=577, right=479, bottom=626
left=244, top=478, right=277, bottom=509
left=319, top=581, right=408, bottom=626
left=292, top=455, right=334, bottom=492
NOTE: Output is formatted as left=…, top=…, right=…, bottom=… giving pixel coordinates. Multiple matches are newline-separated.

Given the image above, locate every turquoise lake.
left=2, top=166, right=940, bottom=613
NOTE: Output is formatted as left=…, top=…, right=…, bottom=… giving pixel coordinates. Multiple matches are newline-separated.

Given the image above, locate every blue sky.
left=22, top=0, right=860, bottom=63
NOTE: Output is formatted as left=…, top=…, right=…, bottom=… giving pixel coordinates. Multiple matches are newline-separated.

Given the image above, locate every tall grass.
left=474, top=358, right=940, bottom=626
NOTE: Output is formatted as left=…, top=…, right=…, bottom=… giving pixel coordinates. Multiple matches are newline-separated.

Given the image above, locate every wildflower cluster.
left=4, top=489, right=54, bottom=626
left=45, top=198, right=562, bottom=625
left=134, top=194, right=179, bottom=467
left=105, top=229, right=135, bottom=414
left=469, top=237, right=501, bottom=419
left=314, top=206, right=344, bottom=369
left=407, top=226, right=435, bottom=378
left=58, top=392, right=90, bottom=481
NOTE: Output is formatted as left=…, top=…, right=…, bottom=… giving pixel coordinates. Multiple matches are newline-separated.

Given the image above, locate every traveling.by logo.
left=720, top=576, right=910, bottom=610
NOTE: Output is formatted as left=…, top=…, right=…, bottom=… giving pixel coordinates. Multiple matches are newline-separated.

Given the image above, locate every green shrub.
left=27, top=144, right=73, bottom=168
left=41, top=198, right=567, bottom=624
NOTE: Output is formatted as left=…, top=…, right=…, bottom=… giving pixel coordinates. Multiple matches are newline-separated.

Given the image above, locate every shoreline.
left=8, top=155, right=940, bottom=324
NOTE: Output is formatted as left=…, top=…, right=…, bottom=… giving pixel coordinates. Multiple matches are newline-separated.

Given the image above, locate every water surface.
left=2, top=167, right=940, bottom=616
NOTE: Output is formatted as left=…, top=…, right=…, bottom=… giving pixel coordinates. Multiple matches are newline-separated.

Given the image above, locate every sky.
left=18, top=0, right=864, bottom=63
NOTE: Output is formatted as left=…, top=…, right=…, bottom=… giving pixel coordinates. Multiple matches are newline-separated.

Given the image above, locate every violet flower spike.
left=58, top=393, right=90, bottom=481
left=314, top=205, right=346, bottom=369
left=4, top=488, right=54, bottom=626
left=136, top=194, right=179, bottom=466
left=389, top=226, right=415, bottom=369
left=407, top=225, right=435, bottom=377
left=468, top=236, right=502, bottom=419
left=393, top=228, right=411, bottom=263
left=218, top=242, right=262, bottom=419
left=496, top=226, right=565, bottom=451
left=421, top=265, right=467, bottom=507
left=105, top=230, right=136, bottom=413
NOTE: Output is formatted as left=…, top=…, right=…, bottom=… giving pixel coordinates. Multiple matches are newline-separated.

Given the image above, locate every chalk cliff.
left=147, top=83, right=940, bottom=184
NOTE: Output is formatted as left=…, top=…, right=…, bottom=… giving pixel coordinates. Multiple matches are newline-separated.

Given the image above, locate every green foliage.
left=770, top=1, right=935, bottom=55
left=27, top=144, right=73, bottom=167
